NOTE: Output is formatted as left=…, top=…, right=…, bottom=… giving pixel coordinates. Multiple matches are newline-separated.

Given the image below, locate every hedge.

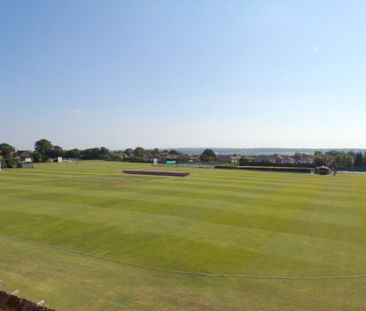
left=215, top=165, right=313, bottom=173
left=0, top=158, right=19, bottom=168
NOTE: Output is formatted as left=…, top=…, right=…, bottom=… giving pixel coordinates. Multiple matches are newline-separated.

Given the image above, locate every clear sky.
left=1, top=0, right=366, bottom=150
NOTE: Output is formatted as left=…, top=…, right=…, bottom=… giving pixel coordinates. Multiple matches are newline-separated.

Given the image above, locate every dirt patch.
left=123, top=170, right=190, bottom=177
left=0, top=291, right=55, bottom=311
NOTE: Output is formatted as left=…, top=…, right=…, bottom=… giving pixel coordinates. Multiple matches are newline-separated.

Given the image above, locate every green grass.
left=1, top=161, right=366, bottom=310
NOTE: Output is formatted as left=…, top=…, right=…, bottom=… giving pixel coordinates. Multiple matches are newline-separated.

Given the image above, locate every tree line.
left=32, top=139, right=174, bottom=162
left=313, top=150, right=366, bottom=169
left=1, top=139, right=366, bottom=170
left=0, top=139, right=218, bottom=165
left=0, top=139, right=184, bottom=164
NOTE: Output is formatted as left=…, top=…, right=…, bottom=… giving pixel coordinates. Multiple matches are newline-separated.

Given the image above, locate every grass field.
left=1, top=161, right=366, bottom=310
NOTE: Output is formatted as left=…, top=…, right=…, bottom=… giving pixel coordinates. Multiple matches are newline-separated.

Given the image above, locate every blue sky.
left=1, top=0, right=366, bottom=150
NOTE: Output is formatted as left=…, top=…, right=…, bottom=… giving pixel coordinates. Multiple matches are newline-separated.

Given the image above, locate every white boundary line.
left=1, top=234, right=365, bottom=280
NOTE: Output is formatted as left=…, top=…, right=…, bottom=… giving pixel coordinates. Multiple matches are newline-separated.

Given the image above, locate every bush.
left=215, top=165, right=313, bottom=173
left=6, top=158, right=19, bottom=168
left=4, top=158, right=19, bottom=168
left=239, top=157, right=254, bottom=166
left=200, top=149, right=217, bottom=162
left=32, top=150, right=42, bottom=163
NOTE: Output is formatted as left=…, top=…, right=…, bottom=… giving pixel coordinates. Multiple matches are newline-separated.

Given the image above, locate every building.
left=279, top=156, right=296, bottom=165
left=217, top=154, right=241, bottom=164
left=253, top=155, right=277, bottom=164
left=254, top=154, right=313, bottom=166
left=296, top=155, right=314, bottom=164
left=14, top=150, right=32, bottom=161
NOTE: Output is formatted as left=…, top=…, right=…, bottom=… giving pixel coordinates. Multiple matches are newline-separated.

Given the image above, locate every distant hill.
left=173, top=148, right=366, bottom=156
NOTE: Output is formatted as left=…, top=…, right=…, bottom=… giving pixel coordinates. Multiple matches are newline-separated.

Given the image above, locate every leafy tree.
left=354, top=152, right=364, bottom=168
left=199, top=149, right=217, bottom=162
left=78, top=147, right=111, bottom=160
left=110, top=152, right=124, bottom=161
left=64, top=148, right=80, bottom=158
left=0, top=143, right=15, bottom=157
left=133, top=147, right=145, bottom=161
left=35, top=139, right=53, bottom=162
left=5, top=158, right=19, bottom=168
left=314, top=152, right=332, bottom=167
left=124, top=148, right=134, bottom=158
left=313, top=150, right=362, bottom=169
left=49, top=145, right=64, bottom=158
left=335, top=153, right=353, bottom=169
left=99, top=147, right=112, bottom=160
left=80, top=148, right=100, bottom=160
left=239, top=157, right=254, bottom=166
left=32, top=151, right=42, bottom=163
